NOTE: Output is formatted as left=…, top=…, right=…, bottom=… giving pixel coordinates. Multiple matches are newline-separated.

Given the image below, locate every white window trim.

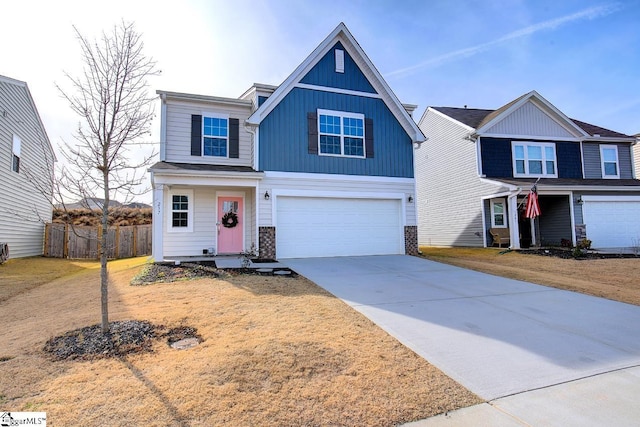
left=490, top=198, right=508, bottom=228
left=600, top=145, right=620, bottom=179
left=202, top=113, right=229, bottom=159
left=12, top=134, right=21, bottom=173
left=168, top=189, right=194, bottom=233
left=317, top=108, right=366, bottom=159
left=511, top=141, right=558, bottom=178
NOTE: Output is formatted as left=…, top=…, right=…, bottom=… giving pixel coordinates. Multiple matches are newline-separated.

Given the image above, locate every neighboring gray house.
left=416, top=90, right=640, bottom=251
left=0, top=75, right=55, bottom=258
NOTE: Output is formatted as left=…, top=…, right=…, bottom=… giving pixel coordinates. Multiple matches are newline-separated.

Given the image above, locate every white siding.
left=633, top=143, right=640, bottom=179
left=485, top=100, right=576, bottom=138
left=258, top=172, right=415, bottom=227
left=162, top=186, right=255, bottom=258
left=416, top=110, right=500, bottom=247
left=164, top=99, right=253, bottom=166
left=0, top=77, right=54, bottom=258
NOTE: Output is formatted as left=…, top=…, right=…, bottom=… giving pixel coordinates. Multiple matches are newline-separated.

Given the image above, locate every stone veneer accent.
left=404, top=225, right=418, bottom=256
left=259, top=226, right=276, bottom=259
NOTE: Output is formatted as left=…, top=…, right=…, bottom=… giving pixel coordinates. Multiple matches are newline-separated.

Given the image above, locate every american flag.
left=525, top=187, right=541, bottom=218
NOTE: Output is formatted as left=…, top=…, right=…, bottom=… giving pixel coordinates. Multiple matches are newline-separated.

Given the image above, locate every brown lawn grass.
left=420, top=247, right=640, bottom=306
left=0, top=257, right=480, bottom=426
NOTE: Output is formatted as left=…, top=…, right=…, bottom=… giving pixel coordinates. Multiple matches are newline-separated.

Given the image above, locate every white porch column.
left=508, top=194, right=520, bottom=249
left=152, top=184, right=165, bottom=261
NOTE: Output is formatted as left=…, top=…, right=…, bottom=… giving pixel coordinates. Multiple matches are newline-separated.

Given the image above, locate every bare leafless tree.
left=57, top=21, right=159, bottom=333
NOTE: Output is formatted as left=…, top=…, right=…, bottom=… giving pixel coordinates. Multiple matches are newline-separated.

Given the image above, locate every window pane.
left=203, top=137, right=227, bottom=157
left=319, top=135, right=341, bottom=154
left=12, top=155, right=20, bottom=173
left=494, top=214, right=504, bottom=226
left=602, top=148, right=616, bottom=162
left=344, top=137, right=364, bottom=156
left=604, top=162, right=618, bottom=176
left=545, top=146, right=555, bottom=160
left=204, top=117, right=228, bottom=137
left=172, top=212, right=188, bottom=227
left=493, top=203, right=504, bottom=214
left=514, top=145, right=524, bottom=159
left=516, top=160, right=525, bottom=174
left=343, top=117, right=363, bottom=137
left=529, top=160, right=543, bottom=174
left=527, top=145, right=542, bottom=160
left=319, top=115, right=340, bottom=134
left=546, top=161, right=555, bottom=174
left=172, top=195, right=188, bottom=211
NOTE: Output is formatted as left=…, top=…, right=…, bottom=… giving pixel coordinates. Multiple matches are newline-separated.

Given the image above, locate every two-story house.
left=416, top=91, right=640, bottom=251
left=0, top=75, right=55, bottom=258
left=150, top=23, right=425, bottom=261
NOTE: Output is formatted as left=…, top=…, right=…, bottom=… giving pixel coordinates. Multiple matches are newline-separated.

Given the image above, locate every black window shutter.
left=191, top=115, right=202, bottom=156
left=229, top=118, right=240, bottom=158
left=308, top=112, right=318, bottom=154
left=365, top=118, right=374, bottom=158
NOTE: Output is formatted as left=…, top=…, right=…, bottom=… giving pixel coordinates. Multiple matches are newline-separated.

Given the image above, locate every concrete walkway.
left=283, top=255, right=640, bottom=426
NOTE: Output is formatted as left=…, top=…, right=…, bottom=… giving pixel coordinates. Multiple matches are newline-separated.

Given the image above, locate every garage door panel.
left=276, top=197, right=403, bottom=258
left=583, top=201, right=640, bottom=248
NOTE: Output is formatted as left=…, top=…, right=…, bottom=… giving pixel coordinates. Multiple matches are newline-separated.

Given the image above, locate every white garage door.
left=276, top=196, right=404, bottom=258
left=582, top=198, right=640, bottom=248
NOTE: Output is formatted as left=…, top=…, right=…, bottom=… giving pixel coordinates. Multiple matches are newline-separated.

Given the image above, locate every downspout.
left=508, top=189, right=522, bottom=249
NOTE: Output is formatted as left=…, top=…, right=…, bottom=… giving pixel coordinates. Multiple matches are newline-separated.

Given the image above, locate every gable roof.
left=431, top=91, right=633, bottom=140
left=247, top=23, right=425, bottom=143
left=0, top=74, right=55, bottom=160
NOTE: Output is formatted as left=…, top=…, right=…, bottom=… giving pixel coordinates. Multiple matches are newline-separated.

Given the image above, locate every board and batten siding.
left=583, top=142, right=634, bottom=179
left=416, top=110, right=501, bottom=247
left=162, top=187, right=255, bottom=258
left=0, top=77, right=54, bottom=258
left=258, top=172, right=415, bottom=228
left=163, top=99, right=253, bottom=167
left=259, top=87, right=413, bottom=177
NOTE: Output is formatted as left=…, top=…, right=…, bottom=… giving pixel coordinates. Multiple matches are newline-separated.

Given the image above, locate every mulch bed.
left=519, top=247, right=639, bottom=260
left=43, top=320, right=203, bottom=361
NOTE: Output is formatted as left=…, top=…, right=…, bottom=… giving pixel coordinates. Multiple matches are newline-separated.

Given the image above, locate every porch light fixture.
left=575, top=196, right=583, bottom=205
left=264, top=191, right=270, bottom=200
left=408, top=195, right=414, bottom=203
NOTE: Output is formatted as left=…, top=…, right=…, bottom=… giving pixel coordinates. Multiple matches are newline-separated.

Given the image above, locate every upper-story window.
left=600, top=145, right=619, bottom=179
left=512, top=141, right=557, bottom=178
left=12, top=135, right=21, bottom=173
left=318, top=109, right=365, bottom=158
left=203, top=116, right=228, bottom=157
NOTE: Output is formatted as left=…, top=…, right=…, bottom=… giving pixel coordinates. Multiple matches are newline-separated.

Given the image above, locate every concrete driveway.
left=283, top=255, right=640, bottom=425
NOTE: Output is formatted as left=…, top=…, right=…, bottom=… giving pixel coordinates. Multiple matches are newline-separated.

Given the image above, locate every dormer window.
left=512, top=141, right=557, bottom=178
left=600, top=145, right=619, bottom=179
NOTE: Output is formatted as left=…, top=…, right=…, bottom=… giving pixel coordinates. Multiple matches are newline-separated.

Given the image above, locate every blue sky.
left=1, top=0, right=639, bottom=200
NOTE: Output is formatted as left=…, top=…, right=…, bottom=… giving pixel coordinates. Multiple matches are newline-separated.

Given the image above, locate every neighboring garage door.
left=276, top=196, right=404, bottom=258
left=582, top=197, right=640, bottom=248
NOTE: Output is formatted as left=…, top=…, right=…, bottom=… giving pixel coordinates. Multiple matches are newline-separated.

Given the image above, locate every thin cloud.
left=386, top=3, right=621, bottom=78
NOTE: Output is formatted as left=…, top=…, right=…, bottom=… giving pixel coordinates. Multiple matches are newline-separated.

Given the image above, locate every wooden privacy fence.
left=44, top=223, right=152, bottom=259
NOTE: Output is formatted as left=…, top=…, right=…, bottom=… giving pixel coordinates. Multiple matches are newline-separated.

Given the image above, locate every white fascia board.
left=153, top=174, right=261, bottom=188
left=156, top=90, right=252, bottom=108
left=480, top=133, right=581, bottom=142
left=479, top=177, right=519, bottom=191
left=584, top=137, right=636, bottom=143
left=152, top=169, right=264, bottom=179
left=264, top=170, right=414, bottom=184
left=295, top=83, right=382, bottom=99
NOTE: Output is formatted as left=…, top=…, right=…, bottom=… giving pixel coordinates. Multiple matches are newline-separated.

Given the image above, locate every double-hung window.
left=512, top=142, right=557, bottom=177
left=318, top=109, right=365, bottom=158
left=203, top=116, right=228, bottom=157
left=490, top=199, right=507, bottom=228
left=12, top=135, right=21, bottom=173
left=169, top=190, right=193, bottom=232
left=600, top=145, right=619, bottom=179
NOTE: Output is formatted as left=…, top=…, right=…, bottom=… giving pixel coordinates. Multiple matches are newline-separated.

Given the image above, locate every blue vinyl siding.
left=481, top=137, right=582, bottom=178
left=300, top=42, right=377, bottom=94
left=259, top=87, right=413, bottom=177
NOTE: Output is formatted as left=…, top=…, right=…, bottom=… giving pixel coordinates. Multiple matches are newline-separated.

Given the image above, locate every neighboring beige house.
left=0, top=75, right=55, bottom=258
